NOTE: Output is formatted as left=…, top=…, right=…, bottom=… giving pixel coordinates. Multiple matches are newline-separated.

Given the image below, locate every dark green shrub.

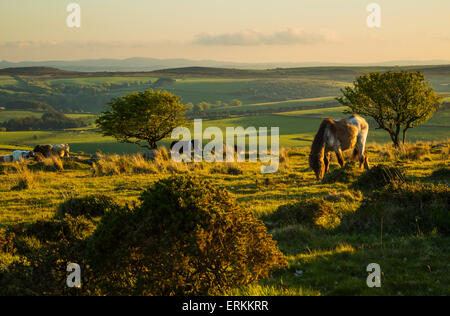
left=353, top=165, right=406, bottom=190
left=10, top=216, right=96, bottom=243
left=56, top=194, right=119, bottom=219
left=263, top=198, right=341, bottom=230
left=0, top=216, right=96, bottom=296
left=341, top=183, right=449, bottom=235
left=88, top=176, right=287, bottom=296
left=0, top=228, right=16, bottom=254
left=429, top=167, right=450, bottom=183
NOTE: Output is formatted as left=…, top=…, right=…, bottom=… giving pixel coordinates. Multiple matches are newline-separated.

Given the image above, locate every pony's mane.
left=309, top=118, right=334, bottom=178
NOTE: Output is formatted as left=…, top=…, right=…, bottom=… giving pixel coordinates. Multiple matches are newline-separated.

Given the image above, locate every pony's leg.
left=363, top=153, right=370, bottom=170
left=356, top=133, right=369, bottom=170
left=324, top=152, right=330, bottom=175
left=335, top=149, right=345, bottom=167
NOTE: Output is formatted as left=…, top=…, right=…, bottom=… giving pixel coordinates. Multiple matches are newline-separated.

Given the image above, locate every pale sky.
left=0, top=0, right=449, bottom=63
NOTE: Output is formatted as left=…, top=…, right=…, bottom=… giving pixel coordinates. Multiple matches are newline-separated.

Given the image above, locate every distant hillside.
left=2, top=64, right=449, bottom=79
left=0, top=67, right=80, bottom=76
left=1, top=58, right=449, bottom=72
left=0, top=65, right=448, bottom=114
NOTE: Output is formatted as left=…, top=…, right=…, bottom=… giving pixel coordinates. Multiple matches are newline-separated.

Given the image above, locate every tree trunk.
left=149, top=141, right=158, bottom=150
left=390, top=132, right=400, bottom=148
left=402, top=126, right=411, bottom=144
left=393, top=125, right=401, bottom=148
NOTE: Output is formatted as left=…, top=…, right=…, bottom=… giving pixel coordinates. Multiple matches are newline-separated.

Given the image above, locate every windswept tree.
left=337, top=71, right=442, bottom=146
left=96, top=90, right=188, bottom=150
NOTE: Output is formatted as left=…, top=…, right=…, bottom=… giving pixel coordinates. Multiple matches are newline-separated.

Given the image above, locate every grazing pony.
left=12, top=150, right=35, bottom=162
left=33, top=144, right=70, bottom=158
left=0, top=151, right=35, bottom=163
left=309, top=114, right=370, bottom=180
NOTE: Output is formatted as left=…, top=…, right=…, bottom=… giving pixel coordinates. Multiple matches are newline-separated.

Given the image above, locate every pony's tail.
left=309, top=119, right=332, bottom=179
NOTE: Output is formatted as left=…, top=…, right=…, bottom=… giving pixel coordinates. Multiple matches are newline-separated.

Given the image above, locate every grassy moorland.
left=0, top=141, right=448, bottom=295
left=0, top=65, right=449, bottom=295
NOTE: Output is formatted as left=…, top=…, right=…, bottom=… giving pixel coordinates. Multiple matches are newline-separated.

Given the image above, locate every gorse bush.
left=56, top=194, right=119, bottom=219
left=9, top=215, right=97, bottom=243
left=88, top=176, right=287, bottom=296
left=0, top=228, right=16, bottom=254
left=263, top=198, right=341, bottom=230
left=0, top=215, right=97, bottom=296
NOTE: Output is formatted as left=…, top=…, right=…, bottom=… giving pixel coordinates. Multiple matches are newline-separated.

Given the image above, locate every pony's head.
left=309, top=119, right=332, bottom=180
left=309, top=148, right=326, bottom=180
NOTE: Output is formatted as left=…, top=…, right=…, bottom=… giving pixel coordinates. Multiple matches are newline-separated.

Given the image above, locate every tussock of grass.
left=325, top=190, right=363, bottom=203
left=341, top=183, right=450, bottom=235
left=10, top=166, right=39, bottom=191
left=429, top=167, right=450, bottom=183
left=56, top=194, right=119, bottom=219
left=211, top=163, right=244, bottom=175
left=92, top=148, right=193, bottom=176
left=322, top=163, right=363, bottom=184
left=29, top=157, right=64, bottom=172
left=263, top=198, right=341, bottom=230
left=353, top=165, right=406, bottom=190
left=398, top=143, right=431, bottom=161
left=93, top=154, right=156, bottom=176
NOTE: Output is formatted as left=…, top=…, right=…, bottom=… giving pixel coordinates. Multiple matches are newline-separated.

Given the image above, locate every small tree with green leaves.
left=337, top=71, right=442, bottom=146
left=96, top=90, right=187, bottom=149
left=230, top=99, right=243, bottom=107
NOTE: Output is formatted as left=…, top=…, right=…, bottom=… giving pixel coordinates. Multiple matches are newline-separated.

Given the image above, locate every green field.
left=0, top=107, right=450, bottom=154
left=1, top=105, right=448, bottom=155
left=0, top=110, right=42, bottom=122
